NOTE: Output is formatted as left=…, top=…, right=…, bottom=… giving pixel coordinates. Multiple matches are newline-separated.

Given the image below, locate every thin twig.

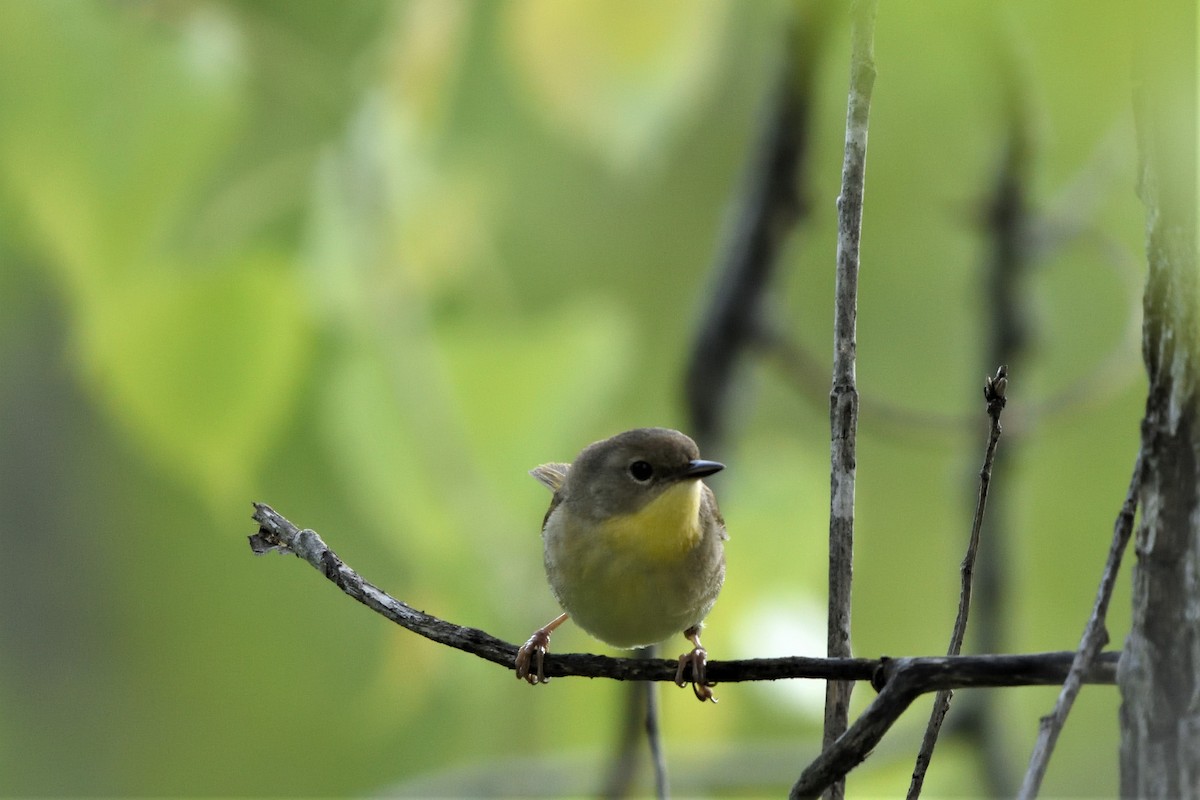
left=1016, top=449, right=1145, bottom=798
left=907, top=366, right=1009, bottom=798
left=958, top=66, right=1036, bottom=794
left=824, top=4, right=878, bottom=799
left=248, top=502, right=1119, bottom=693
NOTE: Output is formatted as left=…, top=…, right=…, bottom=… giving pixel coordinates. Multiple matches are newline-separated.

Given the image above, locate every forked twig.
left=789, top=650, right=1116, bottom=798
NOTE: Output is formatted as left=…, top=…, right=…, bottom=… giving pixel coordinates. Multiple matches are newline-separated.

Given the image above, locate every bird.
left=514, top=427, right=728, bottom=702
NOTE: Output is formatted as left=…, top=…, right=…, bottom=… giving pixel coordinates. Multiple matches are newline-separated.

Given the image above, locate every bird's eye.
left=628, top=460, right=654, bottom=482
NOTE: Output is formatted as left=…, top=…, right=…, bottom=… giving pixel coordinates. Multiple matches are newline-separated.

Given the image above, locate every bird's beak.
left=683, top=459, right=724, bottom=479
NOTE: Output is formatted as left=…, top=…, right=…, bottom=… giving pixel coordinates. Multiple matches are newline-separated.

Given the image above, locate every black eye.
left=629, top=460, right=654, bottom=481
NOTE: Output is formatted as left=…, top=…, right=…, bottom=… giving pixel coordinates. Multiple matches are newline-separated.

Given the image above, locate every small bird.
left=515, top=427, right=728, bottom=702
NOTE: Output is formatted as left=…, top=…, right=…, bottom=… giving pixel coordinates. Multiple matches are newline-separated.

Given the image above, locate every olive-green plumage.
left=516, top=428, right=728, bottom=700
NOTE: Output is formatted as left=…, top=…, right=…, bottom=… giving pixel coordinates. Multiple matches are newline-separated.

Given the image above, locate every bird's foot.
left=675, top=626, right=717, bottom=703
left=515, top=613, right=568, bottom=685
left=515, top=629, right=552, bottom=685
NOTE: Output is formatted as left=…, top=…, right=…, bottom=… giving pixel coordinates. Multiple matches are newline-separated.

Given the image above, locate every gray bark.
left=1118, top=2, right=1200, bottom=796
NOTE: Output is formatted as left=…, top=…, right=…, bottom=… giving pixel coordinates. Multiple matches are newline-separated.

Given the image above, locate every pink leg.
left=515, top=612, right=569, bottom=685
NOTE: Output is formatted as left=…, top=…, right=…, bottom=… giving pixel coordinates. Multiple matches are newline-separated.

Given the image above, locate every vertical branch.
left=907, top=367, right=1009, bottom=798
left=1117, top=1, right=1200, bottom=796
left=601, top=653, right=649, bottom=799
left=823, top=3, right=878, bottom=799
left=602, top=649, right=668, bottom=800
left=644, top=678, right=668, bottom=800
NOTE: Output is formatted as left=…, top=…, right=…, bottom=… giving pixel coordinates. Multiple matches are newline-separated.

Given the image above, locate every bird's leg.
left=674, top=624, right=717, bottom=703
left=515, top=612, right=568, bottom=685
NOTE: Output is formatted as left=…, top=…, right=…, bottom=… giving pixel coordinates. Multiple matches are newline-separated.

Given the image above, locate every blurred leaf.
left=320, top=340, right=467, bottom=566
left=0, top=3, right=311, bottom=510
left=384, top=0, right=471, bottom=144
left=438, top=299, right=634, bottom=500
left=305, top=94, right=501, bottom=325
left=319, top=300, right=632, bottom=566
left=502, top=0, right=729, bottom=170
left=80, top=258, right=309, bottom=507
left=0, top=1, right=241, bottom=293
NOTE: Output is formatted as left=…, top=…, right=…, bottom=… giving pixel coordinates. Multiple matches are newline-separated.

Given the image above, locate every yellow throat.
left=597, top=478, right=703, bottom=561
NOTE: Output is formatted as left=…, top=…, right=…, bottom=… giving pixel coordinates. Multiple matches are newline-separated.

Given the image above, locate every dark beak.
left=683, top=459, right=724, bottom=479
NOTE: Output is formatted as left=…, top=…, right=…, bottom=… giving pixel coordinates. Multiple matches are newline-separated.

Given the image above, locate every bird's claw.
left=515, top=628, right=553, bottom=685
left=675, top=645, right=717, bottom=703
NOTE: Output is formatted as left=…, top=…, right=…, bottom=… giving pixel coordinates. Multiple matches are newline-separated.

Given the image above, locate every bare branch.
left=249, top=501, right=870, bottom=681
left=249, top=502, right=1117, bottom=691
left=906, top=367, right=1008, bottom=797
left=824, top=4, right=879, bottom=798
left=249, top=503, right=516, bottom=667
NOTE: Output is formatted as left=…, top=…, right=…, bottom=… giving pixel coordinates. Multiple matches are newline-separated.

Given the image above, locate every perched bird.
left=515, top=427, right=728, bottom=702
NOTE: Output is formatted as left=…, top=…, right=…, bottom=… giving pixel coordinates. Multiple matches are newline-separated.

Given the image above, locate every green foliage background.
left=0, top=1, right=1151, bottom=796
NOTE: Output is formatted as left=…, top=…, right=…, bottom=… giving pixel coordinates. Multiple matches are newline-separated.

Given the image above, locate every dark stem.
left=683, top=9, right=831, bottom=453
left=907, top=367, right=1008, bottom=798
left=954, top=63, right=1036, bottom=796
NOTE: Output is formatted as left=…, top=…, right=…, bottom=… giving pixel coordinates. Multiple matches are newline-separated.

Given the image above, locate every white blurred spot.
left=181, top=5, right=245, bottom=91
left=735, top=594, right=828, bottom=720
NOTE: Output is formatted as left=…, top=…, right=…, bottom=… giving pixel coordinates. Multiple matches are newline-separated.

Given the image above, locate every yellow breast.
left=597, top=479, right=703, bottom=562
